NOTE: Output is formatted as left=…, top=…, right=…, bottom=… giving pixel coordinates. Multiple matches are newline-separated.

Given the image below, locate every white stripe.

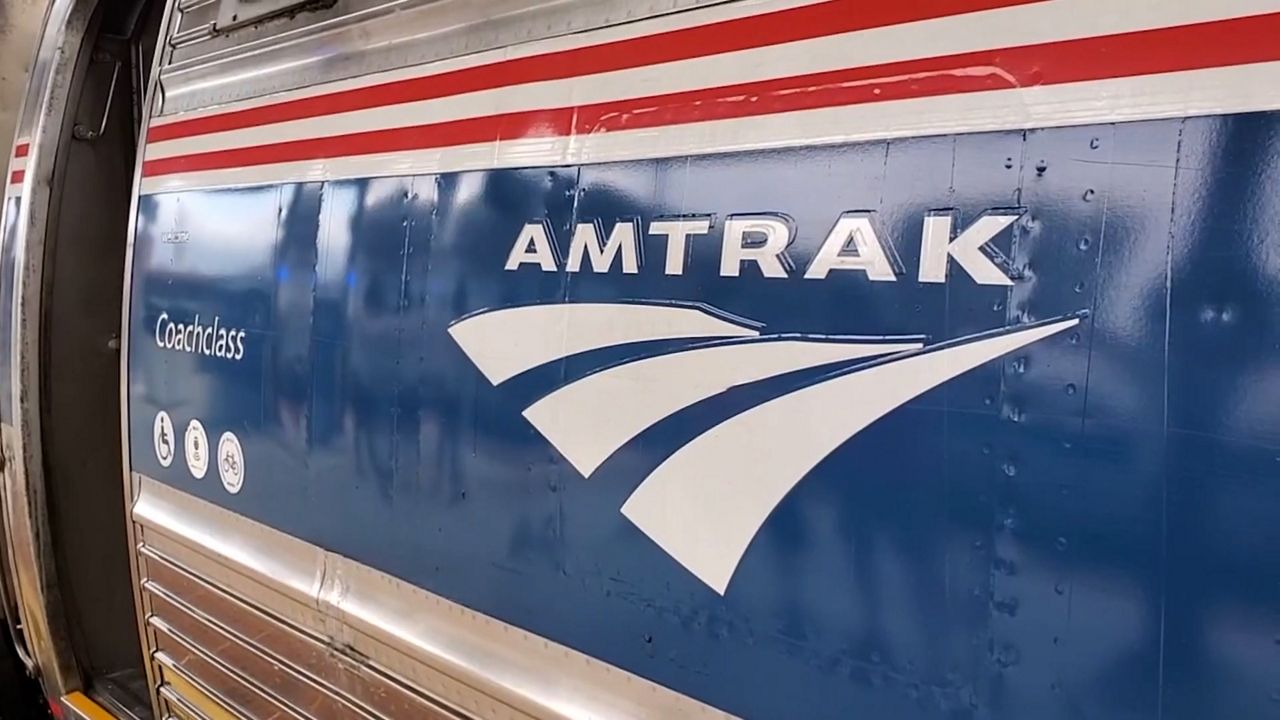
left=140, top=61, right=1280, bottom=195
left=447, top=303, right=758, bottom=385
left=145, top=0, right=1279, bottom=160
left=621, top=317, right=1079, bottom=594
left=523, top=337, right=922, bottom=477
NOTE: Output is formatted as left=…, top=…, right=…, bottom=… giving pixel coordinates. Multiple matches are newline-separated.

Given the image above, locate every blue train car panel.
left=109, top=0, right=1280, bottom=717
left=128, top=115, right=1280, bottom=718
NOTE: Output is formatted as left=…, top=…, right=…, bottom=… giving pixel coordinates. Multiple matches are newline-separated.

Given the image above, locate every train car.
left=2, top=0, right=1279, bottom=718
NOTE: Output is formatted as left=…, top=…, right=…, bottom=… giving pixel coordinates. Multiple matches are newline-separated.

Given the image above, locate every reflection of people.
left=272, top=185, right=321, bottom=448
left=1104, top=114, right=1280, bottom=718
left=340, top=179, right=419, bottom=499
left=421, top=169, right=576, bottom=505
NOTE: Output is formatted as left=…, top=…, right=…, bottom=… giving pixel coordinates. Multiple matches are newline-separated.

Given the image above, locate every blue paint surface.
left=128, top=116, right=1280, bottom=719
left=0, top=196, right=18, bottom=425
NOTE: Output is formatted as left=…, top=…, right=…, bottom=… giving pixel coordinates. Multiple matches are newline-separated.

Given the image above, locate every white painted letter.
left=649, top=217, right=711, bottom=276
left=804, top=213, right=898, bottom=281
left=505, top=221, right=559, bottom=271
left=919, top=211, right=1019, bottom=285
left=720, top=215, right=792, bottom=278
left=567, top=219, right=641, bottom=274
left=155, top=312, right=169, bottom=346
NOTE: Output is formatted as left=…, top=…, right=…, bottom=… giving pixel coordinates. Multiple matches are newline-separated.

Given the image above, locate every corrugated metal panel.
left=158, top=0, right=735, bottom=114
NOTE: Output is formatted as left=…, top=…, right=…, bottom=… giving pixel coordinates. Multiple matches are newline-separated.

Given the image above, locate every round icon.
left=217, top=431, right=244, bottom=495
left=153, top=411, right=175, bottom=468
left=184, top=419, right=209, bottom=479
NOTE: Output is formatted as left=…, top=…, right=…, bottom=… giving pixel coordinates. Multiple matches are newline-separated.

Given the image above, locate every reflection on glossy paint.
left=128, top=118, right=1280, bottom=720
left=0, top=197, right=18, bottom=424
left=137, top=187, right=279, bottom=277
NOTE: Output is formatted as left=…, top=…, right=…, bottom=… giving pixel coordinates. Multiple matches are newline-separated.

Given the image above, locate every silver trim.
left=0, top=425, right=34, bottom=671
left=122, top=0, right=183, bottom=717
left=3, top=0, right=103, bottom=696
left=153, top=642, right=305, bottom=719
left=146, top=587, right=381, bottom=719
left=171, top=0, right=218, bottom=46
left=214, top=0, right=318, bottom=33
left=158, top=0, right=734, bottom=115
left=133, top=474, right=737, bottom=720
left=142, top=550, right=464, bottom=718
left=169, top=23, right=216, bottom=49
left=151, top=615, right=314, bottom=719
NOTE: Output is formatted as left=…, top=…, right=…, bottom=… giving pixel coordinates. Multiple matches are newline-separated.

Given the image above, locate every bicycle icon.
left=217, top=431, right=244, bottom=494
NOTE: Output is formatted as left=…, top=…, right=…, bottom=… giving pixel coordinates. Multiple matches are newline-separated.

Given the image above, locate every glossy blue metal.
left=0, top=196, right=16, bottom=425
left=128, top=115, right=1280, bottom=719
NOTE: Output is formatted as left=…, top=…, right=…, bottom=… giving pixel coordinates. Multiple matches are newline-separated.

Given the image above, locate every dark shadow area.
left=38, top=0, right=163, bottom=715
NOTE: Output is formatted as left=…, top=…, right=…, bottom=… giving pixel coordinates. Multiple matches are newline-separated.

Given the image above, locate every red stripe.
left=142, top=13, right=1280, bottom=179
left=9, top=170, right=23, bottom=184
left=13, top=143, right=28, bottom=158
left=147, top=0, right=1042, bottom=142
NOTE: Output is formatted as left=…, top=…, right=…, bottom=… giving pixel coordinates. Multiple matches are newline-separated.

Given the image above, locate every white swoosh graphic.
left=621, top=317, right=1080, bottom=594
left=523, top=336, right=923, bottom=476
left=448, top=303, right=758, bottom=384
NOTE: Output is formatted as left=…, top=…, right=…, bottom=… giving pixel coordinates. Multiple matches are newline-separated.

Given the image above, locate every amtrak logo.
left=449, top=302, right=1079, bottom=594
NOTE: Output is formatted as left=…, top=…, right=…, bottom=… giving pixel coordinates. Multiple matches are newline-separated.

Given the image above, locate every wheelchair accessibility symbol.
left=153, top=411, right=174, bottom=468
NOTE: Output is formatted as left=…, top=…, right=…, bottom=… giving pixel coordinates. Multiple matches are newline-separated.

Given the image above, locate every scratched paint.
left=128, top=117, right=1280, bottom=719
